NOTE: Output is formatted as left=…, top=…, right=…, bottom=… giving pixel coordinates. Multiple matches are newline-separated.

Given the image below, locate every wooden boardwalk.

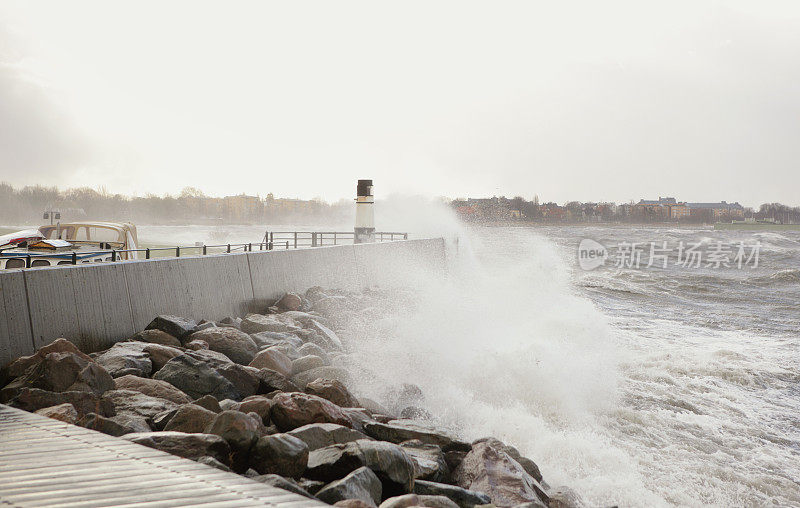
left=0, top=404, right=325, bottom=507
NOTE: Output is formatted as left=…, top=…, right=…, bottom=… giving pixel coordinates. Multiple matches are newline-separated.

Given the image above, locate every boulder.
left=270, top=392, right=352, bottom=431
left=193, top=394, right=223, bottom=413
left=546, top=487, right=587, bottom=508
left=500, top=445, right=542, bottom=483
left=3, top=338, right=91, bottom=381
left=305, top=378, right=360, bottom=408
left=8, top=388, right=114, bottom=417
left=242, top=314, right=296, bottom=334
left=145, top=315, right=197, bottom=339
left=78, top=412, right=150, bottom=436
left=123, top=431, right=230, bottom=464
left=249, top=348, right=293, bottom=377
left=249, top=433, right=309, bottom=478
left=293, top=366, right=352, bottom=389
left=102, top=389, right=178, bottom=421
left=127, top=329, right=182, bottom=348
left=288, top=423, right=371, bottom=451
left=380, top=494, right=459, bottom=508
left=2, top=352, right=114, bottom=400
left=34, top=403, right=78, bottom=424
left=142, top=344, right=184, bottom=372
left=256, top=368, right=300, bottom=394
left=209, top=362, right=260, bottom=399
left=400, top=407, right=433, bottom=421
left=188, top=327, right=259, bottom=365
left=276, top=293, right=303, bottom=311
left=307, top=440, right=416, bottom=497
left=204, top=410, right=260, bottom=471
left=452, top=438, right=548, bottom=507
left=196, top=456, right=233, bottom=472
left=250, top=331, right=304, bottom=351
left=153, top=354, right=240, bottom=400
left=218, top=316, right=242, bottom=329
left=238, top=396, right=272, bottom=424
left=298, top=343, right=330, bottom=363
left=113, top=375, right=191, bottom=404
left=251, top=474, right=317, bottom=499
left=400, top=441, right=449, bottom=482
left=187, top=348, right=234, bottom=364
left=309, top=320, right=344, bottom=350
left=413, top=481, right=491, bottom=508
left=94, top=342, right=152, bottom=378
left=185, top=339, right=209, bottom=351
left=163, top=403, right=217, bottom=433
left=335, top=500, right=374, bottom=508
left=292, top=355, right=326, bottom=374
left=364, top=420, right=469, bottom=452
left=317, top=466, right=382, bottom=507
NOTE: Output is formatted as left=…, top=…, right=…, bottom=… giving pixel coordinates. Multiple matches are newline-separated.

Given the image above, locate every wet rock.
left=271, top=392, right=352, bottom=431
left=153, top=354, right=240, bottom=400
left=288, top=423, right=371, bottom=451
left=185, top=339, right=209, bottom=351
left=444, top=451, right=467, bottom=473
left=78, top=412, right=149, bottom=436
left=250, top=347, right=293, bottom=377
left=142, top=344, right=184, bottom=372
left=123, top=431, right=230, bottom=464
left=293, top=355, right=326, bottom=374
left=307, top=440, right=416, bottom=497
left=499, top=445, right=542, bottom=484
left=256, top=368, right=300, bottom=394
left=3, top=338, right=92, bottom=381
left=193, top=322, right=217, bottom=333
left=299, top=478, right=326, bottom=495
left=219, top=399, right=240, bottom=411
left=546, top=487, right=587, bottom=508
left=317, top=466, right=382, bottom=507
left=309, top=320, right=344, bottom=350
left=380, top=494, right=459, bottom=508
left=218, top=316, right=242, bottom=329
left=188, top=327, right=258, bottom=365
left=8, top=388, right=114, bottom=417
left=2, top=352, right=114, bottom=400
left=146, top=315, right=197, bottom=340
left=102, top=389, right=179, bottom=421
left=335, top=500, right=374, bottom=508
left=305, top=378, right=360, bottom=408
left=298, top=343, right=330, bottom=363
left=163, top=403, right=217, bottom=433
left=277, top=293, right=303, bottom=311
left=238, top=396, right=272, bottom=424
left=193, top=394, right=222, bottom=413
left=364, top=420, right=469, bottom=452
left=210, top=362, right=260, bottom=399
left=94, top=342, right=152, bottom=378
left=343, top=408, right=372, bottom=433
left=250, top=331, right=304, bottom=351
left=252, top=474, right=318, bottom=499
left=359, top=398, right=392, bottom=418
left=412, top=481, right=491, bottom=508
left=249, top=433, right=309, bottom=478
left=453, top=438, right=548, bottom=507
left=114, top=375, right=191, bottom=404
left=293, top=366, right=352, bottom=389
left=127, top=329, right=182, bottom=348
left=242, top=314, right=296, bottom=334
left=34, top=403, right=78, bottom=424
left=400, top=441, right=449, bottom=482
left=204, top=410, right=260, bottom=471
left=400, top=407, right=433, bottom=421
left=196, top=455, right=232, bottom=472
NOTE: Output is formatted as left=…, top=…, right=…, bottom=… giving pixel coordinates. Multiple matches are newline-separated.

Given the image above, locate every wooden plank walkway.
left=0, top=404, right=325, bottom=508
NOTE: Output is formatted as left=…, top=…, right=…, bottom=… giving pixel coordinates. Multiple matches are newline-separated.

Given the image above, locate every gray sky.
left=1, top=0, right=799, bottom=206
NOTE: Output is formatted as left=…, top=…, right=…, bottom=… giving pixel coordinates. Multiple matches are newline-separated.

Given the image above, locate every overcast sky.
left=0, top=1, right=798, bottom=206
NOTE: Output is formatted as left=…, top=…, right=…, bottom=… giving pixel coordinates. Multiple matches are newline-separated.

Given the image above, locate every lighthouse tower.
left=354, top=179, right=375, bottom=244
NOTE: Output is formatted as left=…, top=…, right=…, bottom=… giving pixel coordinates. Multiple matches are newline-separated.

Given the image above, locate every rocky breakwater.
left=0, top=288, right=592, bottom=508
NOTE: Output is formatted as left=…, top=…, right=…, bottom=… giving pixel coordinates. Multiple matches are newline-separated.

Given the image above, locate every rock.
left=444, top=451, right=467, bottom=472
left=360, top=398, right=393, bottom=418
left=380, top=494, right=460, bottom=508
left=400, top=441, right=449, bottom=482
left=363, top=421, right=468, bottom=452
left=114, top=375, right=191, bottom=404
left=108, top=412, right=152, bottom=433
left=242, top=314, right=296, bottom=334
left=218, top=316, right=242, bottom=329
left=249, top=347, right=293, bottom=377
left=196, top=455, right=233, bottom=472
left=246, top=411, right=270, bottom=437
left=94, top=342, right=152, bottom=378
left=277, top=293, right=303, bottom=311
left=511, top=502, right=548, bottom=508
left=293, top=355, right=326, bottom=374
left=288, top=423, right=371, bottom=451
left=8, top=388, right=114, bottom=417
left=145, top=315, right=197, bottom=339
left=546, top=487, right=587, bottom=508
left=293, top=366, right=352, bottom=389
left=252, top=474, right=317, bottom=499
left=335, top=500, right=374, bottom=508
left=500, top=445, right=542, bottom=483
left=343, top=408, right=373, bottom=433
left=307, top=440, right=416, bottom=497
left=3, top=338, right=92, bottom=382
left=185, top=339, right=209, bottom=351
left=102, top=389, right=179, bottom=421
left=193, top=394, right=222, bottom=413
left=270, top=392, right=352, bottom=431
left=256, top=368, right=300, bottom=394
left=400, top=407, right=433, bottom=421
left=299, top=478, right=326, bottom=495
left=298, top=343, right=330, bottom=363
left=193, top=322, right=217, bottom=333
left=250, top=331, right=304, bottom=350
left=163, top=403, right=217, bottom=433
left=153, top=354, right=240, bottom=400
left=2, top=352, right=114, bottom=400
left=127, top=329, right=182, bottom=348
left=142, top=344, right=184, bottom=372
left=453, top=438, right=548, bottom=507
left=309, top=320, right=344, bottom=350
left=238, top=396, right=272, bottom=424
left=210, top=362, right=260, bottom=399
left=249, top=433, right=309, bottom=478
left=204, top=410, right=260, bottom=471
left=219, top=399, right=240, bottom=411
left=317, top=466, right=382, bottom=507
left=123, top=431, right=230, bottom=464
left=188, top=327, right=259, bottom=365
left=78, top=412, right=149, bottom=436
left=34, top=403, right=78, bottom=424
left=305, top=378, right=360, bottom=408
left=413, top=481, right=491, bottom=508
left=151, top=407, right=179, bottom=430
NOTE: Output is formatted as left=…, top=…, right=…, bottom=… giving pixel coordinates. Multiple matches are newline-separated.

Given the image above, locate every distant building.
left=223, top=194, right=262, bottom=222
left=635, top=197, right=689, bottom=219
left=687, top=201, right=745, bottom=219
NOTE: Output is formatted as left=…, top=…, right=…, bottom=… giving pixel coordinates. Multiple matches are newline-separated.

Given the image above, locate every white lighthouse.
left=354, top=179, right=375, bottom=244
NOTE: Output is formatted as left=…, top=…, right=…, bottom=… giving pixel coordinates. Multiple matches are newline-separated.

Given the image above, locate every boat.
left=0, top=222, right=139, bottom=269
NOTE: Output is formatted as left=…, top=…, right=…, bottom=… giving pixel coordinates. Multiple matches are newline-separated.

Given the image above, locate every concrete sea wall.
left=0, top=238, right=445, bottom=365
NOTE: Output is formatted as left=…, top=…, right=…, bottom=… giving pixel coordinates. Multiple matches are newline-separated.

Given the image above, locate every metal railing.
left=1, top=231, right=409, bottom=269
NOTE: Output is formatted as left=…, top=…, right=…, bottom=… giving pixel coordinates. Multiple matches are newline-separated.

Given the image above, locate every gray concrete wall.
left=0, top=238, right=445, bottom=364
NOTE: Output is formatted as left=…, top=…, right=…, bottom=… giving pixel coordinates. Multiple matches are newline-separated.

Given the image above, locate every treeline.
left=0, top=184, right=351, bottom=225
